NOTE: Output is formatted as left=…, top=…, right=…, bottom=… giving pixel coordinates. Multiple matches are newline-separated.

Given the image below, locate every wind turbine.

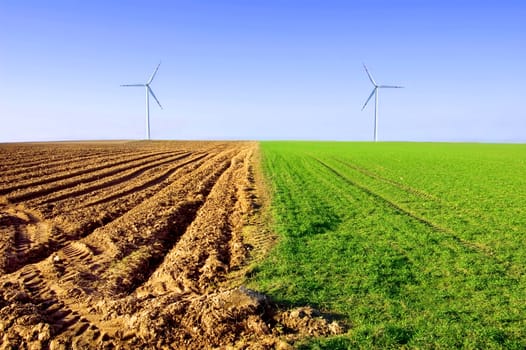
left=121, top=62, right=163, bottom=140
left=361, top=64, right=403, bottom=142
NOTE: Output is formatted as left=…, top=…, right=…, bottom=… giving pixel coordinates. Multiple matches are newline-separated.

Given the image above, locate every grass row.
left=247, top=141, right=526, bottom=348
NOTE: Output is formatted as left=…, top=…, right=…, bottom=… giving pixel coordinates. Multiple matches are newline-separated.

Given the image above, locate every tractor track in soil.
left=0, top=141, right=343, bottom=349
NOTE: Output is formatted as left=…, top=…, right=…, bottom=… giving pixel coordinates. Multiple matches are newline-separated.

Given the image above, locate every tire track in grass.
left=329, top=157, right=484, bottom=233
left=331, top=157, right=441, bottom=202
left=328, top=156, right=520, bottom=269
left=312, top=157, right=521, bottom=292
left=313, top=157, right=510, bottom=266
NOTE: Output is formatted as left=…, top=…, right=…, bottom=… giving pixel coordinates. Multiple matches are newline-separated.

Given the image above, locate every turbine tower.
left=121, top=62, right=163, bottom=140
left=361, top=64, right=403, bottom=142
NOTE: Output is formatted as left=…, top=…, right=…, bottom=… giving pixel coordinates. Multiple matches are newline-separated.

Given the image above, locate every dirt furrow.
left=83, top=152, right=209, bottom=208
left=0, top=154, right=217, bottom=273
left=85, top=150, right=237, bottom=296
left=48, top=153, right=208, bottom=216
left=0, top=147, right=59, bottom=169
left=0, top=149, right=111, bottom=176
left=0, top=149, right=151, bottom=185
left=0, top=152, right=90, bottom=174
left=30, top=152, right=193, bottom=207
left=0, top=150, right=239, bottom=345
left=137, top=149, right=251, bottom=297
left=1, top=153, right=201, bottom=277
left=0, top=150, right=176, bottom=197
left=5, top=151, right=183, bottom=203
left=49, top=156, right=211, bottom=242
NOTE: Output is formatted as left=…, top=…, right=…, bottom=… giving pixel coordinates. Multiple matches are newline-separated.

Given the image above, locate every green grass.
left=247, top=141, right=526, bottom=348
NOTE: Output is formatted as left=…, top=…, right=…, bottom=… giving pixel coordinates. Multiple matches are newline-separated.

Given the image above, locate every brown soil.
left=0, top=141, right=344, bottom=349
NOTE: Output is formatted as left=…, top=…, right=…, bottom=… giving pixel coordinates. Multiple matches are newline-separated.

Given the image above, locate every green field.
left=247, top=142, right=526, bottom=348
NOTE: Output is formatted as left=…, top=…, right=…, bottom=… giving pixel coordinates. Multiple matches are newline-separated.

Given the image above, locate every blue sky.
left=1, top=0, right=525, bottom=142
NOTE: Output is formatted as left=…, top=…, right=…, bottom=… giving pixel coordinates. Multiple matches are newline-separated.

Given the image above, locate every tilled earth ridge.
left=0, top=141, right=344, bottom=349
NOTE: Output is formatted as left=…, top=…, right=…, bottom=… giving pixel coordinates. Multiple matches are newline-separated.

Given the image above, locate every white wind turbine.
left=121, top=62, right=163, bottom=140
left=361, top=64, right=403, bottom=142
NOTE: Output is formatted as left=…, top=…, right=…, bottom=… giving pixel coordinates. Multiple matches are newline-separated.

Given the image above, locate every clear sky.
left=1, top=0, right=525, bottom=142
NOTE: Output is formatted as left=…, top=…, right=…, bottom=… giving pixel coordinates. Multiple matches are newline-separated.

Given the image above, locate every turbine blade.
left=148, top=87, right=163, bottom=109
left=147, top=61, right=161, bottom=84
left=379, top=85, right=404, bottom=88
left=361, top=88, right=376, bottom=111
left=363, top=63, right=377, bottom=86
left=121, top=84, right=145, bottom=87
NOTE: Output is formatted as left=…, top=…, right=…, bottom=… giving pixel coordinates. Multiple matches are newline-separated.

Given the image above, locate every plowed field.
left=0, top=141, right=340, bottom=349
